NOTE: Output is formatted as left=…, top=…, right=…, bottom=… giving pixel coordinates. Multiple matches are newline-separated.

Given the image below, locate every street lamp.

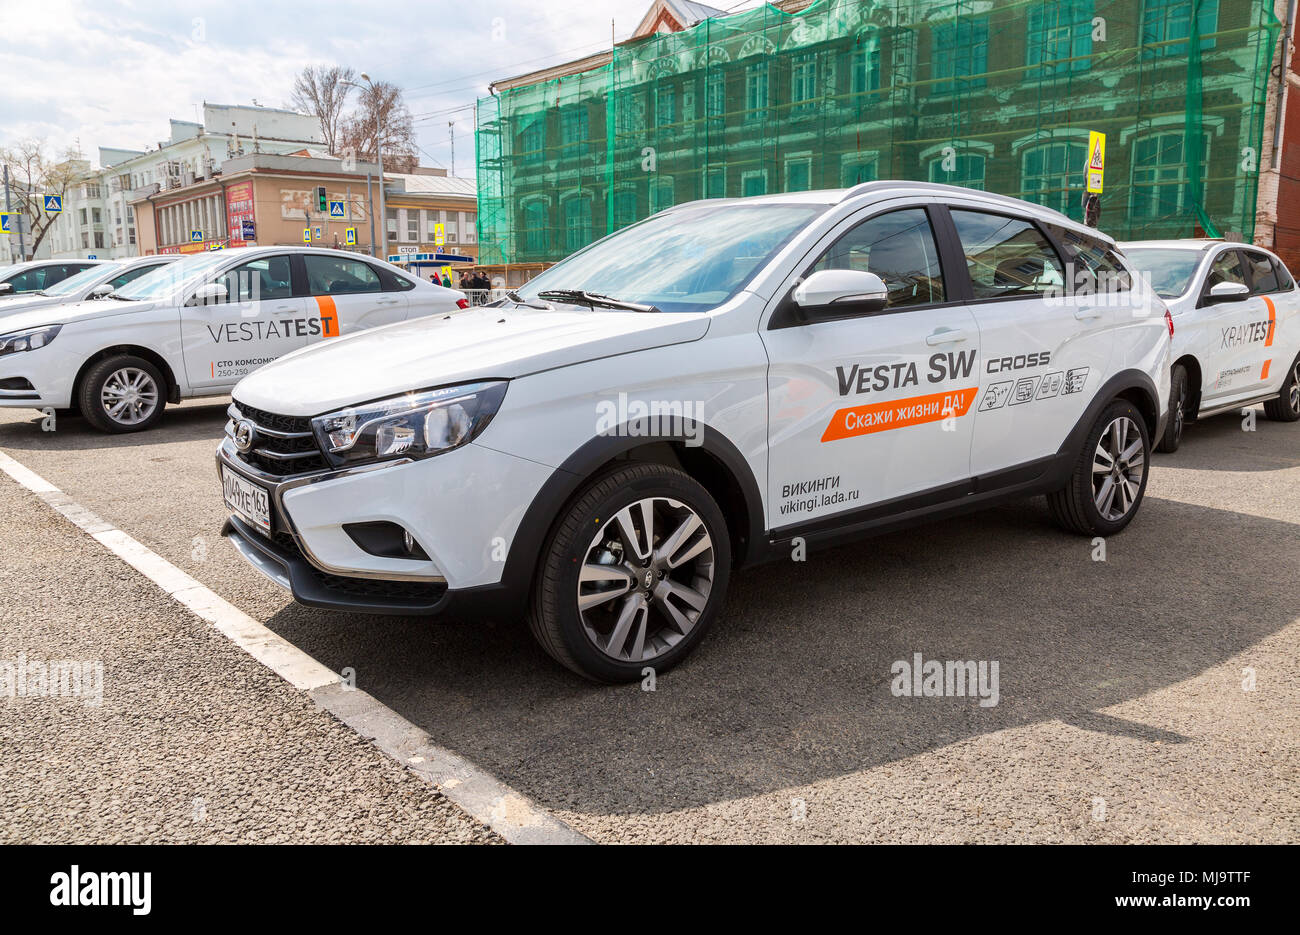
left=343, top=73, right=387, bottom=261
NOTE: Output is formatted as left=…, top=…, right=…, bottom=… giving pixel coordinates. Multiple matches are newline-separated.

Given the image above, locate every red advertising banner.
left=225, top=181, right=255, bottom=246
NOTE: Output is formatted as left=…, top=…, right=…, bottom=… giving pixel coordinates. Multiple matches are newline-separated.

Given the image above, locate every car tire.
left=1048, top=399, right=1150, bottom=537
left=1155, top=363, right=1188, bottom=452
left=1263, top=353, right=1300, bottom=422
left=78, top=355, right=166, bottom=434
left=528, top=462, right=731, bottom=683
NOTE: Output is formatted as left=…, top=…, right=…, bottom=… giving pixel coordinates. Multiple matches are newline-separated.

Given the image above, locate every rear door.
left=299, top=253, right=408, bottom=341
left=950, top=207, right=1116, bottom=477
left=762, top=204, right=981, bottom=529
left=1240, top=249, right=1296, bottom=397
left=181, top=253, right=308, bottom=389
left=1196, top=248, right=1260, bottom=404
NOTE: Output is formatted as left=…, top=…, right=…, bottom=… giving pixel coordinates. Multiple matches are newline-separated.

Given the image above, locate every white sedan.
left=0, top=245, right=467, bottom=433
left=1122, top=239, right=1300, bottom=451
left=0, top=255, right=179, bottom=320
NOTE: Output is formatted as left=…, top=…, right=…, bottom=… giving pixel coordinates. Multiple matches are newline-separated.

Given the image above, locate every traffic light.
left=316, top=186, right=327, bottom=213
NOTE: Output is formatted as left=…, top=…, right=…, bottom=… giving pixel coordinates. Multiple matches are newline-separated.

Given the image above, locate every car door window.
left=212, top=256, right=293, bottom=304
left=109, top=264, right=167, bottom=289
left=1205, top=250, right=1245, bottom=290
left=5, top=267, right=51, bottom=292
left=809, top=208, right=945, bottom=309
left=1244, top=251, right=1281, bottom=295
left=950, top=210, right=1064, bottom=299
left=303, top=255, right=382, bottom=296
left=1044, top=224, right=1132, bottom=295
left=1274, top=258, right=1295, bottom=290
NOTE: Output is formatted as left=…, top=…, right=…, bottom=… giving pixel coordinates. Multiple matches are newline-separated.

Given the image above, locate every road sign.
left=398, top=245, right=418, bottom=256
left=0, top=212, right=18, bottom=236
left=86, top=254, right=97, bottom=259
left=43, top=195, right=62, bottom=214
left=1087, top=131, right=1106, bottom=194
left=302, top=228, right=311, bottom=244
left=345, top=227, right=356, bottom=246
left=329, top=200, right=346, bottom=218
left=434, top=223, right=446, bottom=248
left=313, top=226, right=322, bottom=240
left=190, top=230, right=203, bottom=243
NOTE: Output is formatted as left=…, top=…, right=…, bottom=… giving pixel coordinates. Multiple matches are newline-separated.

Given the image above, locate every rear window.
left=304, top=255, right=382, bottom=295
left=1244, top=251, right=1281, bottom=294
left=1120, top=248, right=1203, bottom=300
left=949, top=209, right=1064, bottom=299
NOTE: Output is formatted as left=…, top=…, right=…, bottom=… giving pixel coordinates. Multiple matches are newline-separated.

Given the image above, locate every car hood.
left=233, top=304, right=712, bottom=416
left=0, top=293, right=83, bottom=319
left=0, top=297, right=157, bottom=332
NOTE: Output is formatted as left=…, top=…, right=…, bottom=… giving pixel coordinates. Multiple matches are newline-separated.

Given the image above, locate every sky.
left=0, top=0, right=758, bottom=177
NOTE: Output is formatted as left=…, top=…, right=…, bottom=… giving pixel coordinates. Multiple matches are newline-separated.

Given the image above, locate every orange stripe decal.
left=314, top=295, right=339, bottom=337
left=822, top=388, right=978, bottom=443
left=1264, top=296, right=1276, bottom=347
left=1261, top=360, right=1272, bottom=381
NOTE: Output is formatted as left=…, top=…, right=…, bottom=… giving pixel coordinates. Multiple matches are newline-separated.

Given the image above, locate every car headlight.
left=311, top=381, right=508, bottom=467
left=0, top=325, right=62, bottom=357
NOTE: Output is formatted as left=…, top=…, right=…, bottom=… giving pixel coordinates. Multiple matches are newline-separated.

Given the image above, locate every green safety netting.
left=476, top=0, right=1280, bottom=266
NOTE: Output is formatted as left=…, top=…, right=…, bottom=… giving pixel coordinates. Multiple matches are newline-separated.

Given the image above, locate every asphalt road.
left=1, top=398, right=1297, bottom=843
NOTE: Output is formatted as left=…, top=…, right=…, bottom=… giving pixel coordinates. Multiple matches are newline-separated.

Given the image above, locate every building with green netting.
left=475, top=0, right=1292, bottom=275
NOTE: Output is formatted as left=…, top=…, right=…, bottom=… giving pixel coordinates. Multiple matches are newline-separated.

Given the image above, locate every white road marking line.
left=0, top=448, right=590, bottom=845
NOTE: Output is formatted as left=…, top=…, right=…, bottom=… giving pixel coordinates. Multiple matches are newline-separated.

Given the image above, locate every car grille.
left=228, top=399, right=329, bottom=477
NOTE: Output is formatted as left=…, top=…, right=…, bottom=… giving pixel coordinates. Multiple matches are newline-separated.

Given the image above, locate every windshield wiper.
left=506, top=290, right=552, bottom=310
left=535, top=290, right=660, bottom=313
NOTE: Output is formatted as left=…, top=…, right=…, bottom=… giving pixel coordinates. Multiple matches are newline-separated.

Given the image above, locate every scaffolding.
left=476, top=0, right=1281, bottom=266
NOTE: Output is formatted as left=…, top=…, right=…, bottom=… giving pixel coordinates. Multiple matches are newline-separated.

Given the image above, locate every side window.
left=212, top=255, right=293, bottom=303
left=1046, top=225, right=1132, bottom=293
left=304, top=255, right=382, bottom=296
left=372, top=264, right=416, bottom=292
left=1244, top=251, right=1280, bottom=295
left=5, top=267, right=49, bottom=292
left=1205, top=250, right=1245, bottom=290
left=109, top=264, right=166, bottom=289
left=950, top=209, right=1064, bottom=299
left=1273, top=257, right=1295, bottom=290
left=809, top=207, right=946, bottom=309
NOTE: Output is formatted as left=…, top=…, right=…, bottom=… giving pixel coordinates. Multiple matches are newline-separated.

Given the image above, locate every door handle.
left=1074, top=308, right=1103, bottom=321
left=273, top=305, right=298, bottom=314
left=377, top=297, right=400, bottom=306
left=926, top=328, right=969, bottom=345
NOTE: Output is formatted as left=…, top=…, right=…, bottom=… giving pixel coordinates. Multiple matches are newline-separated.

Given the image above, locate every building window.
left=520, top=120, right=544, bottom=165
left=616, top=94, right=645, bottom=136
left=742, top=171, right=767, bottom=198
left=1131, top=132, right=1196, bottom=220
left=1020, top=140, right=1086, bottom=216
left=850, top=43, right=881, bottom=95
left=791, top=53, right=817, bottom=114
left=931, top=16, right=989, bottom=95
left=612, top=189, right=638, bottom=229
left=655, top=82, right=676, bottom=128
left=650, top=177, right=674, bottom=214
left=94, top=232, right=104, bottom=249
left=785, top=155, right=812, bottom=192
left=560, top=107, right=588, bottom=153
left=703, top=166, right=726, bottom=199
left=842, top=154, right=878, bottom=187
left=523, top=200, right=548, bottom=254
left=406, top=212, right=419, bottom=242
left=745, top=63, right=769, bottom=122
left=562, top=194, right=592, bottom=252
left=705, top=71, right=725, bottom=131
left=929, top=152, right=987, bottom=190
left=463, top=211, right=477, bottom=244
left=1142, top=0, right=1218, bottom=59
left=1027, top=1, right=1093, bottom=78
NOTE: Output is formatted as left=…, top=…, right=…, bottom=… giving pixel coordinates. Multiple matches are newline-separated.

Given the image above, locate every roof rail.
left=840, top=180, right=1075, bottom=224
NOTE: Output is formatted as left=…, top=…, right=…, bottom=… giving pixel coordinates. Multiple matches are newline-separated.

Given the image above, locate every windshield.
left=514, top=201, right=825, bottom=313
left=43, top=262, right=124, bottom=297
left=1122, top=247, right=1204, bottom=299
left=112, top=251, right=231, bottom=300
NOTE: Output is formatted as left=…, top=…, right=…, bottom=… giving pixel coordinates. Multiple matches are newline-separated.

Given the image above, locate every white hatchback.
left=1121, top=240, right=1300, bottom=451
left=0, top=246, right=467, bottom=433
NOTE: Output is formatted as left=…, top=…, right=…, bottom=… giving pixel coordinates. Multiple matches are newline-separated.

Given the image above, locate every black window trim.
left=1240, top=247, right=1288, bottom=297
left=943, top=204, right=1071, bottom=307
left=1196, top=246, right=1248, bottom=308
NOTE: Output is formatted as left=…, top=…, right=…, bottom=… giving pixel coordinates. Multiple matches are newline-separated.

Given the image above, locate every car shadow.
left=1154, top=404, right=1300, bottom=472
left=256, top=493, right=1299, bottom=817
left=0, top=400, right=230, bottom=450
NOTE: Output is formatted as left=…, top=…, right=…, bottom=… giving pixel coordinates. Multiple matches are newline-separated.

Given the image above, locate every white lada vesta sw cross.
left=1120, top=239, right=1300, bottom=452
left=219, top=182, right=1172, bottom=682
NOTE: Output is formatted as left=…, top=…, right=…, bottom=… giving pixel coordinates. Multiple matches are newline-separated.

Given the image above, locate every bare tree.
left=290, top=64, right=355, bottom=154
left=337, top=80, right=418, bottom=172
left=1, top=139, right=84, bottom=258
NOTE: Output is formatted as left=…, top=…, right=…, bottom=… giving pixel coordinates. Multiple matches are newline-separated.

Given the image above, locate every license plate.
left=222, top=465, right=271, bottom=535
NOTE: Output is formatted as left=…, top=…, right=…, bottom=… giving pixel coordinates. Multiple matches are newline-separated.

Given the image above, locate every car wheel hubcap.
left=1092, top=416, right=1145, bottom=522
left=1172, top=394, right=1184, bottom=440
left=101, top=367, right=159, bottom=425
left=1290, top=362, right=1300, bottom=413
left=577, top=497, right=715, bottom=664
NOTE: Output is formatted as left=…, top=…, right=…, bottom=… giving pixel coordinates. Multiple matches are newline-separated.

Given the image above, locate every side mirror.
left=0, top=283, right=12, bottom=294
left=189, top=281, right=228, bottom=305
left=793, top=269, right=889, bottom=314
left=89, top=283, right=115, bottom=299
left=1207, top=281, right=1249, bottom=303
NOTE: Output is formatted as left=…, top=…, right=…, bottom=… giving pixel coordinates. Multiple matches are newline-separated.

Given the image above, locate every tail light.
left=456, top=298, right=470, bottom=309
left=1164, top=309, right=1175, bottom=337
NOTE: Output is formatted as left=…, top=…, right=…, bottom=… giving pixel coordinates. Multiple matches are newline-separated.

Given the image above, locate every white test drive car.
left=0, top=245, right=467, bottom=434
left=1120, top=240, right=1300, bottom=451
left=219, top=182, right=1171, bottom=682
left=0, top=255, right=180, bottom=320
left=0, top=258, right=105, bottom=297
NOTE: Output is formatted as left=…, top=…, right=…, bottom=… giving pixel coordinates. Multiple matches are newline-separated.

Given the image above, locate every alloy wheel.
left=1092, top=416, right=1146, bottom=522
left=100, top=367, right=159, bottom=426
left=576, top=497, right=715, bottom=663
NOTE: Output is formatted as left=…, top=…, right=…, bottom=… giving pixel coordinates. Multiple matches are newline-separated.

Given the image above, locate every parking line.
left=0, top=449, right=591, bottom=846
